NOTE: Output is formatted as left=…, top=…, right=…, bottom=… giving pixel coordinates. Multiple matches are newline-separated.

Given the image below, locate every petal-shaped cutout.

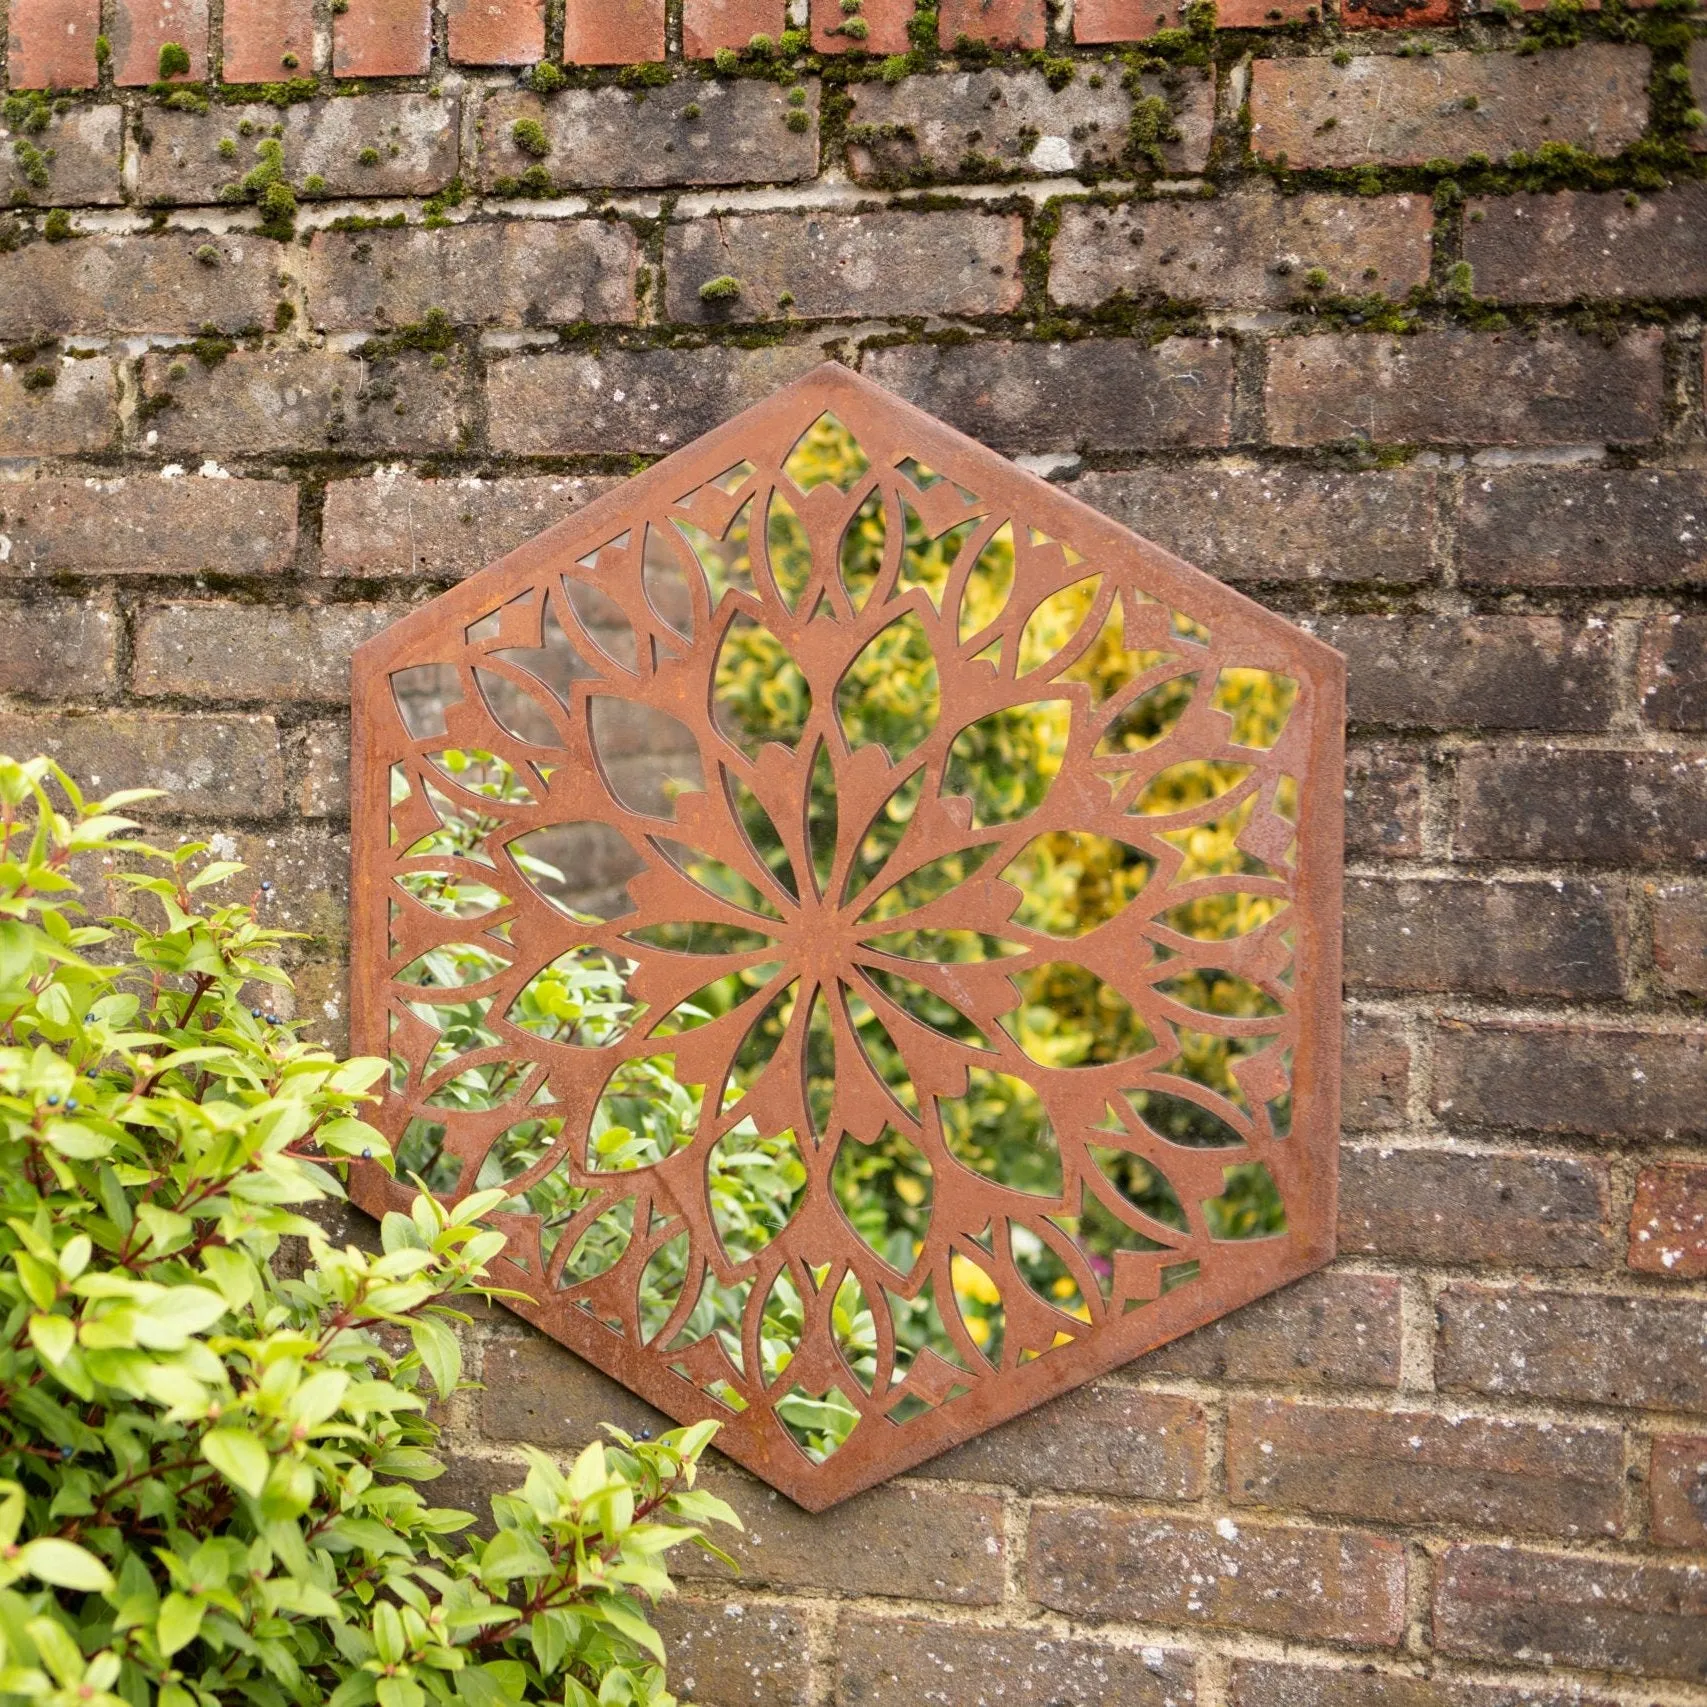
left=857, top=842, right=999, bottom=927
left=729, top=977, right=802, bottom=1102
left=396, top=941, right=510, bottom=988
left=728, top=772, right=801, bottom=905
left=505, top=948, right=635, bottom=1046
left=1153, top=969, right=1286, bottom=1021
left=471, top=1115, right=569, bottom=1196
left=642, top=521, right=699, bottom=639
left=1204, top=1161, right=1287, bottom=1239
left=640, top=1229, right=692, bottom=1342
left=937, top=1066, right=1062, bottom=1197
left=1002, top=963, right=1157, bottom=1068
left=590, top=697, right=706, bottom=817
left=958, top=520, right=1015, bottom=642
left=473, top=667, right=564, bottom=747
left=1159, top=893, right=1289, bottom=942
left=586, top=1053, right=706, bottom=1170
left=1127, top=1085, right=1247, bottom=1148
left=391, top=662, right=461, bottom=741
left=395, top=1116, right=461, bottom=1193
left=673, top=500, right=756, bottom=605
left=560, top=576, right=639, bottom=673
left=715, top=613, right=812, bottom=756
left=945, top=701, right=1069, bottom=829
left=862, top=927, right=1021, bottom=966
left=1094, top=674, right=1197, bottom=757
left=419, top=995, right=499, bottom=1078
left=778, top=1383, right=862, bottom=1462
left=832, top=1272, right=878, bottom=1393
left=1056, top=590, right=1176, bottom=703
left=900, top=502, right=979, bottom=613
left=403, top=774, right=500, bottom=865
left=839, top=768, right=924, bottom=908
left=652, top=836, right=789, bottom=925
left=765, top=488, right=813, bottom=611
left=949, top=1251, right=1005, bottom=1367
left=832, top=1126, right=932, bottom=1271
left=838, top=611, right=939, bottom=762
left=1001, top=832, right=1154, bottom=938
left=1017, top=575, right=1104, bottom=677
left=426, top=747, right=538, bottom=806
left=666, top=1268, right=753, bottom=1374
left=1087, top=1144, right=1189, bottom=1232
left=896, top=454, right=945, bottom=490
left=655, top=960, right=785, bottom=1037
left=624, top=920, right=780, bottom=956
left=558, top=1198, right=634, bottom=1289
left=396, top=869, right=511, bottom=918
left=808, top=742, right=837, bottom=900
left=840, top=488, right=887, bottom=612
left=803, top=983, right=836, bottom=1138
left=508, top=823, right=639, bottom=926
left=1212, top=668, right=1297, bottom=750
left=842, top=981, right=920, bottom=1119
left=784, top=413, right=870, bottom=492
left=1010, top=1220, right=1093, bottom=1327
left=1052, top=1182, right=1173, bottom=1302
left=1130, top=760, right=1254, bottom=820
left=860, top=963, right=999, bottom=1052
left=759, top=1266, right=805, bottom=1384
left=708, top=1121, right=808, bottom=1265
left=1158, top=794, right=1279, bottom=883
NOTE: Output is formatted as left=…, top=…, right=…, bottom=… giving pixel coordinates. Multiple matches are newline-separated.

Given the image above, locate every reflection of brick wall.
left=4, top=0, right=1707, bottom=1692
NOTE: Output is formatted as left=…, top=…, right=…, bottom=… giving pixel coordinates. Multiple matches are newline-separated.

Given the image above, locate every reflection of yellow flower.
left=952, top=1253, right=1001, bottom=1306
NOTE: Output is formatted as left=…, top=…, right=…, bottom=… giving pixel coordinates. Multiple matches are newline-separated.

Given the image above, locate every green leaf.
left=157, top=1592, right=205, bottom=1658
left=133, top=1285, right=227, bottom=1350
left=566, top=1440, right=607, bottom=1505
left=17, top=1537, right=116, bottom=1594
left=28, top=1312, right=75, bottom=1365
left=202, top=1427, right=269, bottom=1498
left=410, top=1315, right=460, bottom=1400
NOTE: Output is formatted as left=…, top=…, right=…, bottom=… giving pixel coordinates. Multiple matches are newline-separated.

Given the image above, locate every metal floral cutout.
left=349, top=364, right=1345, bottom=1509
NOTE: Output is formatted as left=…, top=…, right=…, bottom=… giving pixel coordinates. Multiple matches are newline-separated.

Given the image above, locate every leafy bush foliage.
left=0, top=757, right=735, bottom=1707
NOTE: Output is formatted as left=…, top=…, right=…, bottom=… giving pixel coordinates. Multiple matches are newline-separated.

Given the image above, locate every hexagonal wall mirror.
left=349, top=363, right=1344, bottom=1511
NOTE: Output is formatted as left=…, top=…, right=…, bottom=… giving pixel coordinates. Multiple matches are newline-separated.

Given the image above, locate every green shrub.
left=0, top=755, right=735, bottom=1707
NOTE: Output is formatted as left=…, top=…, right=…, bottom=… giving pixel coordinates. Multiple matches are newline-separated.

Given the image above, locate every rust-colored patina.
left=349, top=362, right=1344, bottom=1510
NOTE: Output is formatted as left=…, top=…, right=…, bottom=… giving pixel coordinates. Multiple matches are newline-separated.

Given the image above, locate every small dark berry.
left=46, top=1095, right=59, bottom=1106
left=361, top=1147, right=373, bottom=1159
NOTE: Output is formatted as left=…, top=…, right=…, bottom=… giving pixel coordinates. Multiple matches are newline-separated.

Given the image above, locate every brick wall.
left=3, top=0, right=1707, bottom=1695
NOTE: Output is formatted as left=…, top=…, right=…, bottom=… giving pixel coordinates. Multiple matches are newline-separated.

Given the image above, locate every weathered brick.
left=937, top=0, right=1043, bottom=47
left=293, top=720, right=349, bottom=818
left=1073, top=0, right=1176, bottom=38
left=1134, top=1269, right=1403, bottom=1389
left=1457, top=468, right=1707, bottom=589
left=1345, top=744, right=1425, bottom=860
left=1052, top=191, right=1432, bottom=311
left=138, top=346, right=466, bottom=456
left=1215, top=0, right=1316, bottom=22
left=333, top=0, right=430, bottom=74
left=1267, top=330, right=1663, bottom=449
left=1249, top=46, right=1650, bottom=169
left=1229, top=1660, right=1619, bottom=1707
left=1344, top=1012, right=1412, bottom=1131
left=480, top=1337, right=673, bottom=1446
left=838, top=1618, right=1195, bottom=1707
left=1030, top=1506, right=1406, bottom=1645
left=1465, top=186, right=1707, bottom=305
left=677, top=1473, right=1007, bottom=1604
left=307, top=221, right=637, bottom=331
left=1695, top=38, right=1707, bottom=154
left=133, top=602, right=401, bottom=704
left=1228, top=1398, right=1624, bottom=1537
left=666, top=210, right=1023, bottom=324
left=479, top=84, right=817, bottom=190
left=1437, top=1284, right=1707, bottom=1411
left=221, top=0, right=313, bottom=82
left=1639, top=614, right=1707, bottom=730
left=1073, top=465, right=1437, bottom=587
left=1453, top=747, right=1707, bottom=865
left=135, top=823, right=347, bottom=942
left=1433, top=1021, right=1707, bottom=1142
left=681, top=0, right=784, bottom=58
left=844, top=69, right=1204, bottom=183
left=319, top=470, right=616, bottom=577
left=1649, top=1435, right=1707, bottom=1548
left=0, top=711, right=285, bottom=819
left=448, top=0, right=543, bottom=62
left=487, top=344, right=822, bottom=457
left=5, top=0, right=99, bottom=88
left=1346, top=876, right=1626, bottom=999
left=811, top=0, right=911, bottom=55
left=0, top=596, right=118, bottom=696
left=136, top=95, right=458, bottom=204
left=0, top=474, right=296, bottom=576
left=925, top=1382, right=1205, bottom=1497
left=651, top=1599, right=812, bottom=1707
left=1327, top=615, right=1615, bottom=733
left=1628, top=1165, right=1707, bottom=1278
left=1652, top=881, right=1707, bottom=997
left=562, top=0, right=664, bottom=64
left=866, top=338, right=1233, bottom=454
left=1434, top=1544, right=1707, bottom=1682
left=0, top=104, right=121, bottom=205
left=111, top=0, right=208, bottom=84
left=1340, top=1144, right=1614, bottom=1270
left=0, top=234, right=281, bottom=339
left=0, top=357, right=115, bottom=456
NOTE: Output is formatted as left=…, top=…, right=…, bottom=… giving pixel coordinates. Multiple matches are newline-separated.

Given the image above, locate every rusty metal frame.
left=349, top=362, right=1344, bottom=1511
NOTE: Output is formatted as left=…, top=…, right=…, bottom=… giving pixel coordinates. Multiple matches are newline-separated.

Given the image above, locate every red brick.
left=1434, top=1543, right=1707, bottom=1682
left=1346, top=877, right=1626, bottom=999
left=1651, top=881, right=1707, bottom=997
left=1628, top=1165, right=1707, bottom=1278
left=838, top=1618, right=1195, bottom=1707
left=1216, top=0, right=1316, bottom=23
left=1230, top=1661, right=1619, bottom=1707
left=1433, top=1021, right=1707, bottom=1142
left=1030, top=1505, right=1407, bottom=1645
left=1342, top=0, right=1452, bottom=27
left=665, top=210, right=1024, bottom=323
left=221, top=0, right=313, bottom=81
left=5, top=0, right=99, bottom=89
left=1639, top=614, right=1707, bottom=730
left=0, top=475, right=296, bottom=577
left=1341, top=1144, right=1613, bottom=1270
left=1465, top=186, right=1707, bottom=305
left=938, top=0, right=1043, bottom=46
left=562, top=0, right=664, bottom=63
left=1073, top=465, right=1437, bottom=587
left=652, top=1600, right=812, bottom=1707
left=1346, top=744, right=1425, bottom=860
left=1649, top=1435, right=1707, bottom=1548
left=1267, top=330, right=1663, bottom=449
left=1073, top=0, right=1175, bottom=38
left=319, top=471, right=615, bottom=578
left=1457, top=468, right=1707, bottom=590
left=111, top=0, right=208, bottom=84
left=448, top=0, right=543, bottom=62
left=1437, top=1284, right=1707, bottom=1411
left=866, top=337, right=1234, bottom=454
left=0, top=596, right=118, bottom=697
left=1052, top=192, right=1431, bottom=312
left=1249, top=46, right=1651, bottom=169
left=1134, top=1269, right=1403, bottom=1389
left=1344, top=1012, right=1412, bottom=1131
left=0, top=356, right=115, bottom=456
left=333, top=0, right=430, bottom=76
left=682, top=0, right=784, bottom=56
left=811, top=0, right=911, bottom=54
left=925, top=1383, right=1206, bottom=1498
left=1454, top=747, right=1707, bottom=865
left=1229, top=1397, right=1624, bottom=1537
